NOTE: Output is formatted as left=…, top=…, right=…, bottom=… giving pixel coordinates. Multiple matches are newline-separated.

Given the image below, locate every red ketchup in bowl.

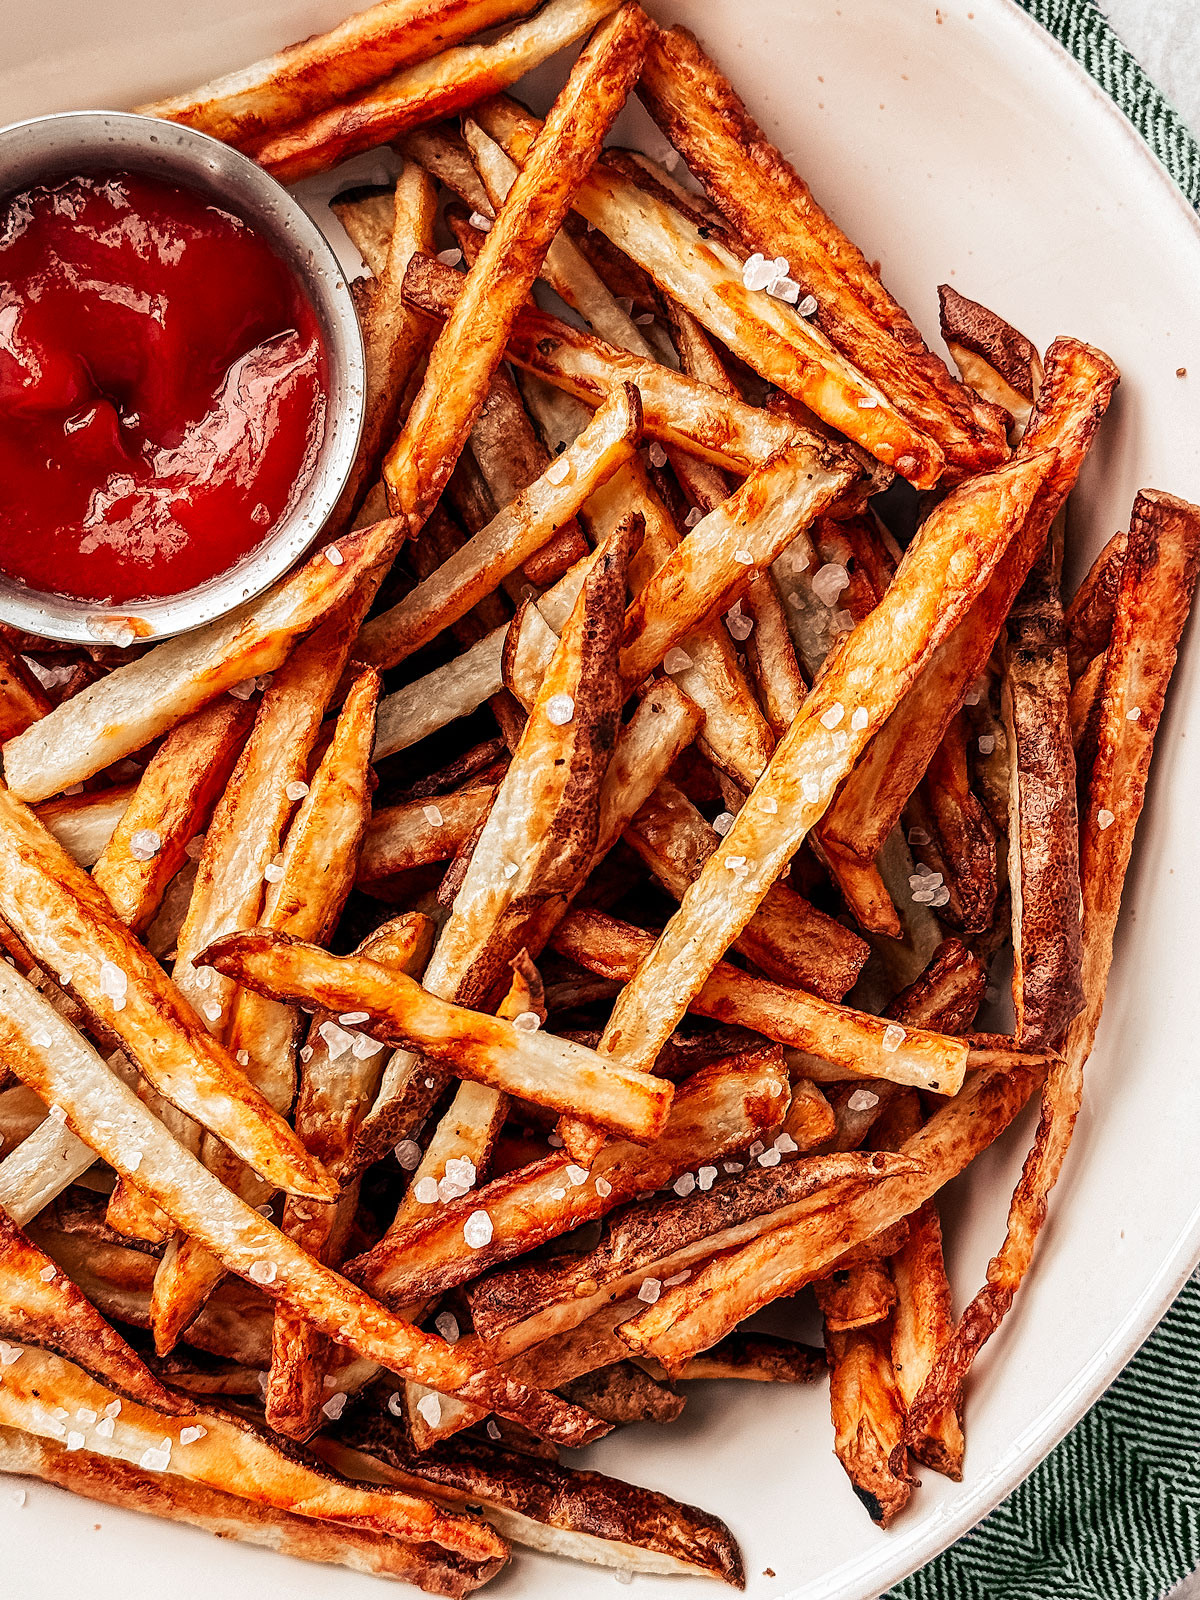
left=0, top=170, right=326, bottom=605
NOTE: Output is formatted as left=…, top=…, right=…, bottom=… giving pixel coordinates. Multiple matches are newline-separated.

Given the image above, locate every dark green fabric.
left=889, top=6, right=1200, bottom=1596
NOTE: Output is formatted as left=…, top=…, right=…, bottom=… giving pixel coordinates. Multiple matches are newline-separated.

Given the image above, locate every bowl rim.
left=0, top=107, right=365, bottom=645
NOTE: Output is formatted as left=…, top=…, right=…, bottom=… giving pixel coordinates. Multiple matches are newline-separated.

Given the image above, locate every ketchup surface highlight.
left=0, top=170, right=326, bottom=605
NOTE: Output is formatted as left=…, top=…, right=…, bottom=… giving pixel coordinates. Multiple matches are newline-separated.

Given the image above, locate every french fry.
left=380, top=5, right=651, bottom=522
left=0, top=1210, right=179, bottom=1412
left=92, top=698, right=252, bottom=934
left=823, top=1314, right=916, bottom=1527
left=623, top=780, right=868, bottom=1001
left=401, top=251, right=819, bottom=472
left=0, top=1426, right=504, bottom=1596
left=0, top=638, right=51, bottom=742
left=551, top=909, right=969, bottom=1094
left=346, top=1048, right=789, bottom=1306
left=152, top=669, right=381, bottom=1351
left=472, top=99, right=942, bottom=486
left=466, top=1150, right=916, bottom=1361
left=638, top=28, right=1008, bottom=477
left=201, top=930, right=673, bottom=1144
left=35, top=784, right=134, bottom=868
left=821, top=337, right=1119, bottom=861
left=0, top=785, right=331, bottom=1199
left=0, top=968, right=604, bottom=1447
left=251, top=0, right=622, bottom=183
left=642, top=1331, right=824, bottom=1386
left=1, top=517, right=400, bottom=803
left=885, top=938, right=987, bottom=1034
left=1065, top=529, right=1127, bottom=682
left=358, top=785, right=498, bottom=892
left=561, top=1361, right=685, bottom=1426
left=918, top=713, right=1000, bottom=936
left=938, top=284, right=1042, bottom=433
left=593, top=450, right=1054, bottom=1085
left=812, top=1262, right=896, bottom=1333
left=0, top=1345, right=504, bottom=1561
left=617, top=1059, right=1042, bottom=1373
left=398, top=122, right=493, bottom=216
left=0, top=1115, right=97, bottom=1225
left=326, top=1423, right=743, bottom=1583
left=363, top=385, right=640, bottom=670
left=138, top=0, right=546, bottom=146
left=907, top=489, right=1200, bottom=1435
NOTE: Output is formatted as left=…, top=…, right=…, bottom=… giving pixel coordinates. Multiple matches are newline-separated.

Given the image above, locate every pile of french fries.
left=0, top=0, right=1196, bottom=1588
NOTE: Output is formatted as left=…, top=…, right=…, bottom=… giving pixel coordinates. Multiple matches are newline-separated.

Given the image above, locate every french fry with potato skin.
left=201, top=930, right=673, bottom=1145
left=381, top=4, right=651, bottom=523
left=588, top=450, right=1054, bottom=1101
left=35, top=784, right=134, bottom=868
left=823, top=1310, right=916, bottom=1527
left=346, top=1048, right=790, bottom=1308
left=0, top=784, right=331, bottom=1200
left=938, top=283, right=1042, bottom=434
left=907, top=489, right=1200, bottom=1439
left=551, top=908, right=969, bottom=1094
left=0, top=637, right=50, bottom=742
left=0, top=966, right=604, bottom=1448
left=0, top=1345, right=505, bottom=1562
left=638, top=27, right=1008, bottom=478
left=92, top=698, right=253, bottom=935
left=358, top=785, right=498, bottom=894
left=1065, top=529, right=1127, bottom=681
left=0, top=1425, right=504, bottom=1597
left=138, top=0, right=546, bottom=147
left=821, top=337, right=1119, bottom=862
left=152, top=669, right=381, bottom=1352
left=1, top=517, right=402, bottom=804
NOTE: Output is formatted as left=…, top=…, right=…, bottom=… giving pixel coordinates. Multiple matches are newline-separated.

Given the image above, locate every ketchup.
left=0, top=170, right=326, bottom=605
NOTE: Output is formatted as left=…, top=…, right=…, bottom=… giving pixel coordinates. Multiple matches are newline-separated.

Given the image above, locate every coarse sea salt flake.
left=847, top=1089, right=879, bottom=1112
left=647, top=441, right=668, bottom=469
left=759, top=795, right=778, bottom=814
left=726, top=605, right=754, bottom=641
left=513, top=1011, right=541, bottom=1033
left=437, top=247, right=463, bottom=265
left=741, top=253, right=774, bottom=292
left=435, top=1312, right=460, bottom=1345
left=978, top=734, right=996, bottom=755
left=468, top=211, right=492, bottom=232
left=286, top=780, right=309, bottom=802
left=545, top=455, right=572, bottom=485
left=565, top=1164, right=589, bottom=1187
left=179, top=1425, right=207, bottom=1445
left=47, top=1102, right=67, bottom=1123
left=353, top=1032, right=384, bottom=1059
left=324, top=545, right=344, bottom=567
left=322, top=1392, right=348, bottom=1421
left=698, top=1165, right=718, bottom=1190
left=638, top=1278, right=662, bottom=1304
left=546, top=693, right=574, bottom=725
left=387, top=1392, right=404, bottom=1417
left=464, top=1210, right=493, bottom=1248
left=39, top=1265, right=55, bottom=1282
left=203, top=1001, right=222, bottom=1022
left=684, top=506, right=703, bottom=527
left=881, top=1023, right=906, bottom=1053
left=99, top=960, right=127, bottom=1011
left=594, top=1177, right=612, bottom=1197
left=140, top=1445, right=171, bottom=1472
left=1127, top=706, right=1142, bottom=721
left=673, top=1172, right=696, bottom=1197
left=770, top=276, right=801, bottom=304
left=851, top=707, right=869, bottom=732
left=801, top=776, right=821, bottom=804
left=820, top=702, right=844, bottom=729
left=263, top=861, right=284, bottom=882
left=503, top=861, right=519, bottom=879
left=811, top=563, right=850, bottom=605
left=248, top=1260, right=277, bottom=1285
left=486, top=1419, right=503, bottom=1441
left=339, top=1011, right=369, bottom=1025
left=757, top=1148, right=781, bottom=1167
left=713, top=811, right=734, bottom=836
left=130, top=828, right=161, bottom=861
left=413, top=1177, right=439, bottom=1205
left=417, top=1392, right=442, bottom=1427
left=797, top=293, right=819, bottom=317
left=663, top=646, right=693, bottom=674
left=1098, top=808, right=1115, bottom=830
left=423, top=803, right=443, bottom=826
left=32, top=1026, right=54, bottom=1049
left=94, top=1416, right=115, bottom=1439
left=319, top=1021, right=355, bottom=1060
left=734, top=547, right=753, bottom=565
left=0, top=1343, right=21, bottom=1366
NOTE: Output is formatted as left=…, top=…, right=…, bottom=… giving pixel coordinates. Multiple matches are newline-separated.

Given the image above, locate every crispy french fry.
left=0, top=1345, right=504, bottom=1560
left=399, top=122, right=492, bottom=216
left=907, top=489, right=1200, bottom=1435
left=201, top=931, right=672, bottom=1144
left=593, top=450, right=1054, bottom=1084
left=92, top=699, right=252, bottom=934
left=251, top=0, right=622, bottom=183
left=561, top=1361, right=684, bottom=1426
left=346, top=1048, right=789, bottom=1306
left=824, top=1314, right=915, bottom=1527
left=1, top=517, right=400, bottom=803
left=466, top=1150, right=915, bottom=1361
left=473, top=99, right=942, bottom=486
left=0, top=968, right=603, bottom=1447
left=326, top=1424, right=743, bottom=1583
left=364, top=385, right=640, bottom=670
left=358, top=785, right=498, bottom=892
left=0, top=785, right=331, bottom=1199
left=139, top=0, right=546, bottom=145
left=919, top=713, right=1000, bottom=936
left=551, top=909, right=969, bottom=1094
left=1065, top=529, right=1127, bottom=682
left=0, top=638, right=50, bottom=742
left=0, top=1425, right=504, bottom=1596
left=639, top=28, right=1008, bottom=477
left=0, top=1115, right=97, bottom=1225
left=822, top=337, right=1119, bottom=861
left=381, top=5, right=650, bottom=522
left=35, top=784, right=134, bottom=868
left=642, top=1331, right=824, bottom=1386
left=938, top=284, right=1042, bottom=432
left=401, top=251, right=815, bottom=472
left=885, top=938, right=987, bottom=1034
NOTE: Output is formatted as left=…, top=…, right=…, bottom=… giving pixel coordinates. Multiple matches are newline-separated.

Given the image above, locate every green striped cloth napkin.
left=889, top=4, right=1200, bottom=1597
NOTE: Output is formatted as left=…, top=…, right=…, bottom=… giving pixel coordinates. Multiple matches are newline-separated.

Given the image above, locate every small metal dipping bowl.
left=0, top=109, right=365, bottom=644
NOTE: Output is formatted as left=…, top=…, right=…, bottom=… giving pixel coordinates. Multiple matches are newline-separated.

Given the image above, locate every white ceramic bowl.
left=2, top=2, right=1200, bottom=1597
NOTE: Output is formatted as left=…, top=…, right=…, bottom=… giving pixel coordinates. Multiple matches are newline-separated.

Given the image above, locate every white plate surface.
left=3, top=1, right=1200, bottom=1596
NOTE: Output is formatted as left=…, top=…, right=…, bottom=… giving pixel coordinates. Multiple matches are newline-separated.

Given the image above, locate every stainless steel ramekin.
left=0, top=109, right=365, bottom=644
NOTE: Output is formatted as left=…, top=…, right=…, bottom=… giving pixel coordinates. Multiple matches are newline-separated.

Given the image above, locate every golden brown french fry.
left=473, top=99, right=943, bottom=486
left=347, top=1048, right=789, bottom=1306
left=0, top=1115, right=98, bottom=1226
left=1, top=516, right=401, bottom=803
left=251, top=0, right=621, bottom=183
left=381, top=4, right=650, bottom=522
left=0, top=785, right=331, bottom=1199
left=0, top=1210, right=179, bottom=1412
left=552, top=909, right=969, bottom=1094
left=823, top=1314, right=915, bottom=1527
left=938, top=284, right=1041, bottom=432
left=0, top=968, right=603, bottom=1448
left=639, top=28, right=1008, bottom=477
left=358, top=785, right=497, bottom=892
left=813, top=1262, right=896, bottom=1333
left=1065, top=530, right=1127, bottom=681
left=92, top=699, right=252, bottom=934
left=364, top=385, right=640, bottom=670
left=35, top=784, right=134, bottom=868
left=327, top=1423, right=743, bottom=1583
left=138, top=0, right=546, bottom=145
left=0, top=1426, right=504, bottom=1597
left=398, top=122, right=492, bottom=216
left=821, top=337, right=1119, bottom=861
left=0, top=1345, right=504, bottom=1561
left=919, top=713, right=1000, bottom=936
left=201, top=930, right=672, bottom=1144
left=907, top=489, right=1200, bottom=1435
left=885, top=938, right=987, bottom=1035
left=592, top=450, right=1054, bottom=1086
left=152, top=669, right=381, bottom=1351
left=617, top=1059, right=1041, bottom=1373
